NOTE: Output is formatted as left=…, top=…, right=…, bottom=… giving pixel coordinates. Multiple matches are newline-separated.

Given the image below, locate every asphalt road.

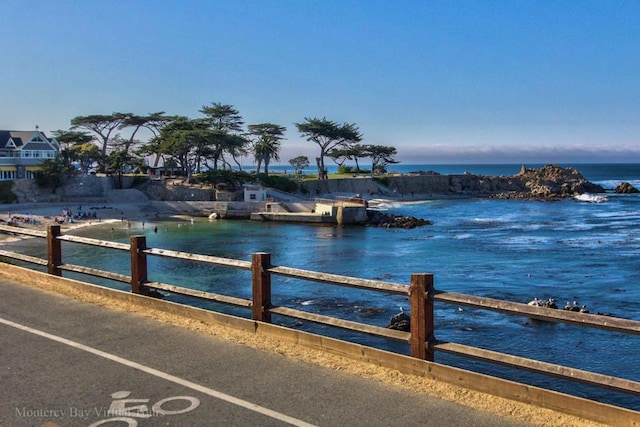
left=0, top=279, right=530, bottom=427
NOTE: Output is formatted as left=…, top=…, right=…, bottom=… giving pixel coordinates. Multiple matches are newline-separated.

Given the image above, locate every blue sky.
left=1, top=0, right=638, bottom=164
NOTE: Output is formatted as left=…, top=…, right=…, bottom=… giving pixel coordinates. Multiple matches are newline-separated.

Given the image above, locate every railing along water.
left=0, top=223, right=638, bottom=414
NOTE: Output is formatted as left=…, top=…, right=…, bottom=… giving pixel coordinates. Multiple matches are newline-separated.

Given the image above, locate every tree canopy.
left=199, top=102, right=249, bottom=169
left=70, top=113, right=129, bottom=161
left=327, top=143, right=369, bottom=171
left=295, top=117, right=362, bottom=179
left=153, top=118, right=211, bottom=182
left=288, top=156, right=310, bottom=175
left=365, top=144, right=399, bottom=174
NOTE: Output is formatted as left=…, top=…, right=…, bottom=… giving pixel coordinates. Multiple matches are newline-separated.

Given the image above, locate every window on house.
left=250, top=194, right=257, bottom=200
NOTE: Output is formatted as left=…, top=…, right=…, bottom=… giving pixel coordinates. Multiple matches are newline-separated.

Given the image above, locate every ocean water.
left=7, top=163, right=640, bottom=410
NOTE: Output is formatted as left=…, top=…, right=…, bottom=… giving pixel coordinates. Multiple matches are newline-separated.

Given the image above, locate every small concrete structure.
left=243, top=184, right=267, bottom=202
left=250, top=197, right=368, bottom=225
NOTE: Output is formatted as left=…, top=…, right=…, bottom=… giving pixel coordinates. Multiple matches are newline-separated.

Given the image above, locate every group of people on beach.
left=55, top=207, right=100, bottom=224
left=7, top=215, right=38, bottom=226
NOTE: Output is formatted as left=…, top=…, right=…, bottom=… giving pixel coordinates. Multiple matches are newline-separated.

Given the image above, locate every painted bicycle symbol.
left=87, top=390, right=200, bottom=426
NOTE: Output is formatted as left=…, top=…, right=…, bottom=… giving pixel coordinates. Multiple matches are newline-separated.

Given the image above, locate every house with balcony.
left=0, top=130, right=59, bottom=180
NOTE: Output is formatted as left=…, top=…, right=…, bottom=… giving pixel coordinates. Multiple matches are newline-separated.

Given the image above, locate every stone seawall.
left=300, top=175, right=519, bottom=197
left=12, top=175, right=137, bottom=203
left=12, top=175, right=115, bottom=203
left=150, top=201, right=267, bottom=219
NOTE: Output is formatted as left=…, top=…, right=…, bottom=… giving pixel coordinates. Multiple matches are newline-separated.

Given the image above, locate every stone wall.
left=300, top=175, right=503, bottom=197
left=149, top=201, right=266, bottom=219
left=56, top=175, right=115, bottom=200
left=144, top=181, right=216, bottom=201
left=12, top=175, right=116, bottom=203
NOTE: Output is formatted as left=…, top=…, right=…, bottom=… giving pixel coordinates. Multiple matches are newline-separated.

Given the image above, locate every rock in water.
left=614, top=182, right=639, bottom=194
left=365, top=210, right=432, bottom=228
left=386, top=309, right=411, bottom=332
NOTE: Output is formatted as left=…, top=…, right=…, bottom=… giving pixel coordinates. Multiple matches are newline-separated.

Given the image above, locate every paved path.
left=0, top=279, right=530, bottom=427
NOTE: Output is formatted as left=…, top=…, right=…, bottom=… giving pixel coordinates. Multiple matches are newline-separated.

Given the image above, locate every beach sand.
left=0, top=201, right=173, bottom=242
left=0, top=201, right=607, bottom=426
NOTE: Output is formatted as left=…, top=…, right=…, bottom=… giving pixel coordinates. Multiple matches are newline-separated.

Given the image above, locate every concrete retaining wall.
left=299, top=175, right=459, bottom=197
left=300, top=174, right=523, bottom=197
left=12, top=175, right=125, bottom=203
left=150, top=201, right=267, bottom=219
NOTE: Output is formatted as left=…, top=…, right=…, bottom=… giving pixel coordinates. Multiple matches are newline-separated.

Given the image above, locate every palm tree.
left=248, top=123, right=286, bottom=176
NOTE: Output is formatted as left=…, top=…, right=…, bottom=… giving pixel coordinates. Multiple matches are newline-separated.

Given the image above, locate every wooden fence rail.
left=0, top=223, right=638, bottom=403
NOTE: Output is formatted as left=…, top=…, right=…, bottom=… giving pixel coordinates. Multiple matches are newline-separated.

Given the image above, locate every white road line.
left=0, top=316, right=316, bottom=427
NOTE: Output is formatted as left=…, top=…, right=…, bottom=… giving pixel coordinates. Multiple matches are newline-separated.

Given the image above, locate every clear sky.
left=1, top=0, right=638, bottom=164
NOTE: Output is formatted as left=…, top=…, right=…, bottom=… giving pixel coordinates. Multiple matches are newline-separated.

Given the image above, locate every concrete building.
left=243, top=184, right=267, bottom=202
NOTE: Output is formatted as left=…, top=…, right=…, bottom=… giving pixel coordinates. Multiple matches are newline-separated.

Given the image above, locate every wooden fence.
left=1, top=223, right=639, bottom=410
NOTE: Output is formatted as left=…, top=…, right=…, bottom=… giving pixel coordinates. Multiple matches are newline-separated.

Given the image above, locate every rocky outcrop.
left=519, top=164, right=605, bottom=197
left=386, top=309, right=411, bottom=332
left=491, top=164, right=606, bottom=200
left=614, top=182, right=639, bottom=194
left=365, top=210, right=432, bottom=228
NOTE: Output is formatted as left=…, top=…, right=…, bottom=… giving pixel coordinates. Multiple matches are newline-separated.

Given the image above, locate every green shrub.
left=131, top=175, right=149, bottom=187
left=338, top=165, right=371, bottom=175
left=198, top=170, right=253, bottom=187
left=0, top=181, right=17, bottom=204
left=373, top=176, right=389, bottom=186
left=257, top=174, right=299, bottom=193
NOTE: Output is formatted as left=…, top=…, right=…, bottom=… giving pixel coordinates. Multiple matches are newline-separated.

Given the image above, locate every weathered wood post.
left=47, top=225, right=62, bottom=276
left=410, top=273, right=435, bottom=361
left=130, top=236, right=148, bottom=295
left=252, top=252, right=272, bottom=322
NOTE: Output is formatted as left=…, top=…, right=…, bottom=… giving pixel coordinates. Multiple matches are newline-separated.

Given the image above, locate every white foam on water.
left=453, top=233, right=474, bottom=239
left=574, top=193, right=609, bottom=203
left=367, top=198, right=401, bottom=209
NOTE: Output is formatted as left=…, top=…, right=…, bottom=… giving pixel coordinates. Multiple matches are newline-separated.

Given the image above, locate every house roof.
left=0, top=130, right=58, bottom=151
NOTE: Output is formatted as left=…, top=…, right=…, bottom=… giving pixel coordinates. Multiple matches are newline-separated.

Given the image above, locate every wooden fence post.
left=47, top=225, right=62, bottom=276
left=410, top=273, right=435, bottom=361
left=130, top=236, right=148, bottom=295
left=252, top=252, right=272, bottom=323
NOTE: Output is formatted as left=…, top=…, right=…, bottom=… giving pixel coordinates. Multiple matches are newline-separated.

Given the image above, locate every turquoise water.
left=8, top=163, right=640, bottom=409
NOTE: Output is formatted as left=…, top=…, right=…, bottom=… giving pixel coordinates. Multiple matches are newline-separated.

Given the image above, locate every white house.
left=243, top=184, right=267, bottom=202
left=0, top=130, right=59, bottom=180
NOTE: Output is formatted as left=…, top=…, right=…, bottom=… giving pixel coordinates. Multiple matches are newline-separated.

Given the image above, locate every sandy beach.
left=0, top=201, right=178, bottom=242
